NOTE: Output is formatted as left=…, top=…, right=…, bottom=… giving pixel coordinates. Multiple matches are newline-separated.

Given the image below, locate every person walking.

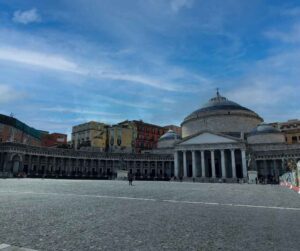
left=128, top=173, right=133, bottom=186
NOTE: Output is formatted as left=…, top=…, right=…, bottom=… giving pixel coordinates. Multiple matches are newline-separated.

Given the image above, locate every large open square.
left=0, top=179, right=300, bottom=251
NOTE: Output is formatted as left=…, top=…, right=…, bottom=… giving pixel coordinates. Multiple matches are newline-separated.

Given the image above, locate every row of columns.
left=6, top=153, right=173, bottom=178
left=127, top=161, right=173, bottom=177
left=174, top=149, right=247, bottom=179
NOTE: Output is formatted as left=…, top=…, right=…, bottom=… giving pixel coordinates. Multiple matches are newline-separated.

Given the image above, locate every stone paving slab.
left=0, top=179, right=300, bottom=251
left=0, top=244, right=37, bottom=251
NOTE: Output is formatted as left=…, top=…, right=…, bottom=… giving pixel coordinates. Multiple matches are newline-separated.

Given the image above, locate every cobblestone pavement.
left=0, top=179, right=299, bottom=251
left=0, top=243, right=37, bottom=250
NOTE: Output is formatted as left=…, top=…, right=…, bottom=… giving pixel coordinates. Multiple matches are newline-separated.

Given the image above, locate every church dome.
left=181, top=90, right=263, bottom=138
left=157, top=130, right=181, bottom=149
left=183, top=91, right=261, bottom=123
left=159, top=129, right=181, bottom=142
left=249, top=123, right=281, bottom=135
left=247, top=123, right=285, bottom=144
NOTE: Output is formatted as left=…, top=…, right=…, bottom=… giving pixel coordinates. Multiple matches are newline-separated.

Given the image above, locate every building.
left=163, top=125, right=181, bottom=136
left=181, top=91, right=263, bottom=139
left=0, top=114, right=42, bottom=146
left=271, top=119, right=300, bottom=144
left=109, top=122, right=135, bottom=153
left=119, top=120, right=165, bottom=153
left=0, top=142, right=173, bottom=179
left=41, top=133, right=68, bottom=148
left=170, top=91, right=300, bottom=183
left=1, top=90, right=300, bottom=183
left=72, top=121, right=109, bottom=151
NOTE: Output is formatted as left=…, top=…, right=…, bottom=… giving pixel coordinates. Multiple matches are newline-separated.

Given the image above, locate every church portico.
left=174, top=132, right=248, bottom=182
left=174, top=148, right=247, bottom=182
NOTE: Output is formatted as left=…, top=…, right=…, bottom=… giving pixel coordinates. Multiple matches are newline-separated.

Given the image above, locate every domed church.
left=181, top=90, right=263, bottom=138
left=157, top=90, right=300, bottom=184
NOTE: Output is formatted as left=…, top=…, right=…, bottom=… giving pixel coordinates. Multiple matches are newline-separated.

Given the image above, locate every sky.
left=0, top=0, right=300, bottom=138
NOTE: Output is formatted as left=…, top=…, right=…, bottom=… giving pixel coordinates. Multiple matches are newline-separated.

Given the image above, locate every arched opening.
left=11, top=154, right=22, bottom=175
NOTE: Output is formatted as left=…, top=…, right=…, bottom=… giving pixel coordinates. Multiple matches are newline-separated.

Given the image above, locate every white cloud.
left=0, top=46, right=86, bottom=74
left=13, top=8, right=41, bottom=24
left=40, top=107, right=120, bottom=117
left=281, top=7, right=300, bottom=17
left=96, top=94, right=154, bottom=109
left=170, top=0, right=194, bottom=13
left=0, top=84, right=26, bottom=104
left=264, top=23, right=300, bottom=43
left=223, top=47, right=300, bottom=122
left=225, top=83, right=290, bottom=106
left=0, top=45, right=194, bottom=91
left=97, top=71, right=181, bottom=91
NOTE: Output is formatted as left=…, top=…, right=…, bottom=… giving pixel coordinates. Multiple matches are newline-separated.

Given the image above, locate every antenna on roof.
left=216, top=88, right=220, bottom=96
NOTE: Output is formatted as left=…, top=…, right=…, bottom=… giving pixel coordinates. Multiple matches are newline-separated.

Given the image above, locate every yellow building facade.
left=72, top=121, right=109, bottom=151
left=271, top=119, right=300, bottom=144
left=109, top=123, right=136, bottom=153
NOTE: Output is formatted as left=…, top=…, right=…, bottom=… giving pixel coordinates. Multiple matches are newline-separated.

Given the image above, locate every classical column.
left=174, top=151, right=179, bottom=178
left=221, top=150, right=226, bottom=178
left=281, top=158, right=285, bottom=173
left=60, top=158, right=64, bottom=176
left=44, top=157, right=48, bottom=176
left=28, top=155, right=32, bottom=175
left=76, top=159, right=79, bottom=176
left=231, top=149, right=236, bottom=178
left=273, top=159, right=278, bottom=181
left=53, top=157, right=57, bottom=175
left=192, top=150, right=197, bottom=178
left=263, top=159, right=268, bottom=178
left=83, top=159, right=86, bottom=175
left=183, top=151, right=187, bottom=177
left=37, top=156, right=40, bottom=175
left=67, top=158, right=70, bottom=176
left=241, top=150, right=247, bottom=178
left=111, top=160, right=114, bottom=174
left=211, top=150, right=216, bottom=178
left=201, top=151, right=205, bottom=177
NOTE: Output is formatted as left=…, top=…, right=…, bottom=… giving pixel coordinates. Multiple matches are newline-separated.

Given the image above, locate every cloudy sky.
left=0, top=0, right=300, bottom=137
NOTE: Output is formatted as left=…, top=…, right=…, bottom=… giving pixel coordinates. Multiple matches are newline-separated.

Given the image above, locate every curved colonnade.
left=0, top=143, right=174, bottom=179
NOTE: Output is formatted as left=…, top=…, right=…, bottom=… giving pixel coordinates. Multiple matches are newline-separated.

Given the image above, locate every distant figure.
left=128, top=173, right=133, bottom=186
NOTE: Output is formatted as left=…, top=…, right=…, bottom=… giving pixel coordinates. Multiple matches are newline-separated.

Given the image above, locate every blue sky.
left=0, top=0, right=300, bottom=137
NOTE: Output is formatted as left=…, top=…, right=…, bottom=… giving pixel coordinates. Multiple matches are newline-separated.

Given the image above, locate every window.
left=292, top=136, right=297, bottom=143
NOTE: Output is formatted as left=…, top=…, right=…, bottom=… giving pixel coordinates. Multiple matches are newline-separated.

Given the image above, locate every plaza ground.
left=0, top=179, right=299, bottom=251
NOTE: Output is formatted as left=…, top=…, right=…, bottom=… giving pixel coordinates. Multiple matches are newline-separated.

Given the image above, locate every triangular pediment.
left=179, top=132, right=238, bottom=145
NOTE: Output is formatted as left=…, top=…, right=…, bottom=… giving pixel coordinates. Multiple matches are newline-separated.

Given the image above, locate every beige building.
left=72, top=121, right=109, bottom=151
left=109, top=123, right=135, bottom=153
left=271, top=119, right=300, bottom=144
